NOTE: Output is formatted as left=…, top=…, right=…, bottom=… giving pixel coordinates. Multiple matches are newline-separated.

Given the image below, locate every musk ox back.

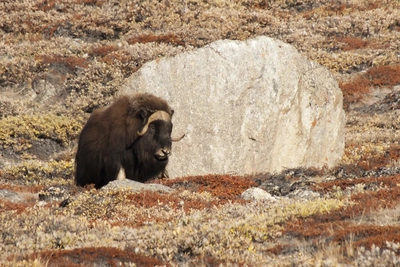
left=75, top=93, right=183, bottom=188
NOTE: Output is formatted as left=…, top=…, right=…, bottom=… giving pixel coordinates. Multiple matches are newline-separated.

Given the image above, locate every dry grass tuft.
left=2, top=160, right=74, bottom=185
left=339, top=36, right=369, bottom=51
left=23, top=247, right=169, bottom=267
left=35, top=55, right=89, bottom=72
left=88, top=45, right=119, bottom=57
left=284, top=184, right=400, bottom=253
left=127, top=33, right=186, bottom=46
left=0, top=114, right=83, bottom=155
left=339, top=64, right=400, bottom=108
left=314, top=175, right=400, bottom=193
left=158, top=174, right=257, bottom=200
left=0, top=199, right=35, bottom=215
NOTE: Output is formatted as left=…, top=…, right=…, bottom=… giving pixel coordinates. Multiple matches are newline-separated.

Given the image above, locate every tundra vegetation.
left=1, top=0, right=400, bottom=266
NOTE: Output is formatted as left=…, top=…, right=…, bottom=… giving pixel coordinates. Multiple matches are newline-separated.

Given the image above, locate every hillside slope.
left=1, top=0, right=400, bottom=266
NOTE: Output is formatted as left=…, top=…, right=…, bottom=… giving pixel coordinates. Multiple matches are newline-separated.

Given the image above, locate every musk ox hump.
left=126, top=93, right=174, bottom=118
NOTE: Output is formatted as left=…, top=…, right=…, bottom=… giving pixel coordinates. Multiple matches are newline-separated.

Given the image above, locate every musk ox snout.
left=154, top=148, right=171, bottom=160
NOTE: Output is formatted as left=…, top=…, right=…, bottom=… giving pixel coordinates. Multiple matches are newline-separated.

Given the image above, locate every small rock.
left=38, top=185, right=73, bottom=202
left=241, top=187, right=277, bottom=202
left=0, top=189, right=24, bottom=202
left=287, top=189, right=320, bottom=200
left=101, top=179, right=173, bottom=193
left=35, top=201, right=47, bottom=207
left=28, top=138, right=63, bottom=160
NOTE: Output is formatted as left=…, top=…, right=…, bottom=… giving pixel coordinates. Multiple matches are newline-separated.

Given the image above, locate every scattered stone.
left=101, top=179, right=173, bottom=193
left=59, top=198, right=72, bottom=208
left=0, top=98, right=18, bottom=118
left=252, top=168, right=318, bottom=197
left=28, top=138, right=64, bottom=160
left=38, top=185, right=75, bottom=202
left=241, top=188, right=278, bottom=202
left=0, top=189, right=24, bottom=202
left=122, top=36, right=345, bottom=178
left=379, top=88, right=400, bottom=111
left=287, top=189, right=320, bottom=200
left=34, top=201, right=47, bottom=207
left=358, top=86, right=400, bottom=113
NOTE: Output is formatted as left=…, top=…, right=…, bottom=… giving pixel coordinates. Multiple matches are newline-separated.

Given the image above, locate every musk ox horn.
left=137, top=110, right=171, bottom=136
left=172, top=134, right=185, bottom=142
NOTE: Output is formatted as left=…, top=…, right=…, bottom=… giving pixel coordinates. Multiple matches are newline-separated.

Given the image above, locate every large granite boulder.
left=121, top=36, right=345, bottom=178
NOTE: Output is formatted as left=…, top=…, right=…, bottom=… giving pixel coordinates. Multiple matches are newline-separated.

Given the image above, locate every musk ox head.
left=74, top=93, right=184, bottom=188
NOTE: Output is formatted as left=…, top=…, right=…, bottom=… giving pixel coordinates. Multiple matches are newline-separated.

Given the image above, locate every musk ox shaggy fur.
left=75, top=93, right=183, bottom=188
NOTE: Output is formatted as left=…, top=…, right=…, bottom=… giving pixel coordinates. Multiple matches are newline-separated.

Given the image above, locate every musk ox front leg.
left=74, top=128, right=122, bottom=189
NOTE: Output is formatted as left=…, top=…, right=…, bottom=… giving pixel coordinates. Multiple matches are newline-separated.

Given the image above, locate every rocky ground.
left=1, top=0, right=400, bottom=266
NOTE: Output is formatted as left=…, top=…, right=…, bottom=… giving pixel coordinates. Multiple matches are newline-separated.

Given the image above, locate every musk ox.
left=75, top=93, right=183, bottom=188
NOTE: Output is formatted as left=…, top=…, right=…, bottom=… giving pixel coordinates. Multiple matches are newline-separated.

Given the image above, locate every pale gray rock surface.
left=102, top=179, right=173, bottom=193
left=0, top=189, right=24, bottom=202
left=287, top=189, right=321, bottom=200
left=38, top=185, right=73, bottom=202
left=122, top=36, right=345, bottom=178
left=241, top=188, right=278, bottom=202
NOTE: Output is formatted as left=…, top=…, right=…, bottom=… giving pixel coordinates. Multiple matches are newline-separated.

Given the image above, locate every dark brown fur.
left=75, top=93, right=174, bottom=188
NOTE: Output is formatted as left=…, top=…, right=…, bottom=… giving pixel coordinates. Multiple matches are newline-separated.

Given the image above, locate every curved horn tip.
left=172, top=134, right=186, bottom=142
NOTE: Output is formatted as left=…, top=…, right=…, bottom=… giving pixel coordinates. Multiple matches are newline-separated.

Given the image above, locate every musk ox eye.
left=147, top=124, right=156, bottom=135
